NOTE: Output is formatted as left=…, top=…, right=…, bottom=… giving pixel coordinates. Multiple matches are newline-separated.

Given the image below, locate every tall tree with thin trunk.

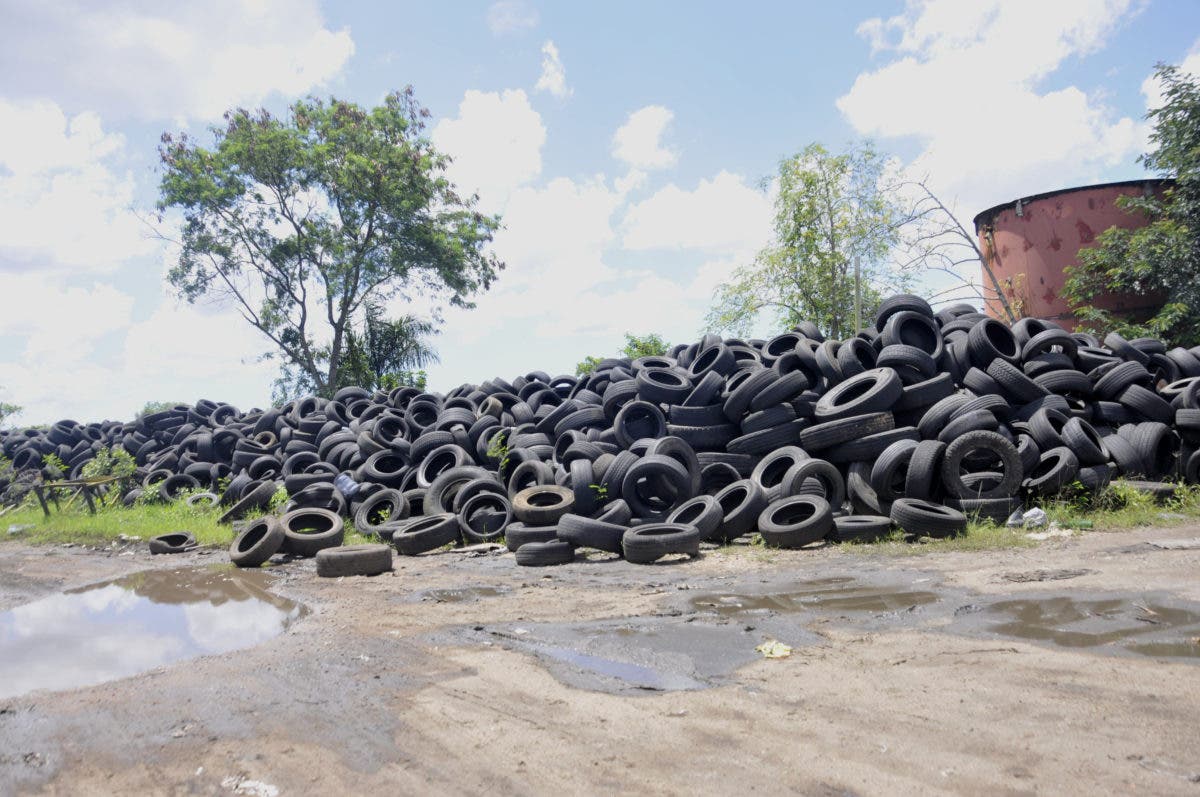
left=157, top=88, right=503, bottom=397
left=705, top=142, right=915, bottom=339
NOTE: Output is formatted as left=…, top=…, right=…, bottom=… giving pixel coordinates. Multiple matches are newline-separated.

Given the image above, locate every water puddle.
left=421, top=586, right=508, bottom=603
left=479, top=618, right=780, bottom=694
left=0, top=566, right=306, bottom=700
left=689, top=576, right=940, bottom=617
left=960, top=595, right=1200, bottom=659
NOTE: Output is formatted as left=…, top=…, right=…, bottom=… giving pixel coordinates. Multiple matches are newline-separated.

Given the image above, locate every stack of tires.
left=4, top=294, right=1200, bottom=570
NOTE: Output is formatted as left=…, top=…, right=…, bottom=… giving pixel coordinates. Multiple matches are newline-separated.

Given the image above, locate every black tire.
left=353, top=488, right=409, bottom=536
left=881, top=310, right=944, bottom=359
left=941, top=430, right=1022, bottom=499
left=877, top=345, right=937, bottom=384
left=1021, top=328, right=1077, bottom=361
left=666, top=495, right=724, bottom=540
left=740, top=404, right=797, bottom=434
left=184, top=492, right=219, bottom=509
left=159, top=473, right=201, bottom=502
left=751, top=445, right=810, bottom=501
left=394, top=513, right=461, bottom=555
left=279, top=508, right=345, bottom=557
left=457, top=491, right=512, bottom=543
left=218, top=480, right=278, bottom=524
left=1060, top=417, right=1110, bottom=466
left=700, top=462, right=741, bottom=495
left=890, top=498, right=967, bottom=538
left=512, top=485, right=575, bottom=525
left=722, top=368, right=777, bottom=422
left=727, top=420, right=806, bottom=456
left=916, top=394, right=969, bottom=440
left=874, top=294, right=933, bottom=332
left=870, top=439, right=919, bottom=503
left=712, top=479, right=768, bottom=542
left=556, top=513, right=627, bottom=553
left=229, top=517, right=285, bottom=567
left=1094, top=360, right=1151, bottom=399
left=895, top=373, right=955, bottom=412
left=665, top=423, right=739, bottom=451
left=749, top=370, right=809, bottom=413
left=636, top=368, right=691, bottom=405
left=613, top=400, right=668, bottom=448
left=515, top=539, right=576, bottom=566
left=779, top=458, right=845, bottom=509
left=149, top=531, right=197, bottom=555
left=425, top=465, right=492, bottom=514
left=831, top=514, right=892, bottom=543
left=1023, top=447, right=1081, bottom=496
left=504, top=522, right=559, bottom=552
left=757, top=495, right=833, bottom=548
left=800, top=412, right=894, bottom=451
left=316, top=544, right=393, bottom=577
left=987, top=359, right=1049, bottom=404
left=904, top=440, right=945, bottom=501
left=813, top=368, right=902, bottom=421
left=828, top=427, right=919, bottom=464
left=937, top=409, right=998, bottom=443
left=1117, top=384, right=1173, bottom=424
left=1130, top=422, right=1176, bottom=479
left=847, top=461, right=889, bottom=515
left=967, top=318, right=1019, bottom=368
left=622, top=523, right=702, bottom=564
left=621, top=454, right=693, bottom=518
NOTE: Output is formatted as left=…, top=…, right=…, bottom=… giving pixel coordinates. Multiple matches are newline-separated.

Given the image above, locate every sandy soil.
left=2, top=525, right=1200, bottom=795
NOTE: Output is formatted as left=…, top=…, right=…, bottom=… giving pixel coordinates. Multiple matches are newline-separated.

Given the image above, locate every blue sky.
left=1, top=0, right=1198, bottom=424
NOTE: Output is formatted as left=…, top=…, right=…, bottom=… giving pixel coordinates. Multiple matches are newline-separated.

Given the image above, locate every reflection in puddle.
left=423, top=586, right=508, bottom=603
left=978, top=597, right=1200, bottom=658
left=689, top=577, right=939, bottom=616
left=0, top=567, right=306, bottom=699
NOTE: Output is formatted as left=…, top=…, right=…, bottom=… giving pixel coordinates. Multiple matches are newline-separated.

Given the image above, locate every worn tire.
left=622, top=523, right=702, bottom=564
left=394, top=513, right=460, bottom=555
left=229, top=517, right=285, bottom=567
left=890, top=498, right=967, bottom=539
left=757, top=495, right=833, bottom=548
left=831, top=514, right=892, bottom=543
left=515, top=539, right=576, bottom=566
left=316, top=544, right=393, bottom=577
left=555, top=513, right=627, bottom=553
left=149, top=531, right=197, bottom=555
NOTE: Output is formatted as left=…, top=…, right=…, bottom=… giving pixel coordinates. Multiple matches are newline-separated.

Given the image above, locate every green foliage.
left=267, top=485, right=290, bottom=513
left=0, top=502, right=232, bottom=548
left=705, top=142, right=915, bottom=339
left=139, top=400, right=181, bottom=416
left=0, top=388, right=20, bottom=428
left=158, top=88, right=503, bottom=398
left=41, top=453, right=68, bottom=480
left=1064, top=63, right=1200, bottom=346
left=575, top=332, right=671, bottom=375
left=79, top=447, right=137, bottom=481
left=334, top=299, right=439, bottom=394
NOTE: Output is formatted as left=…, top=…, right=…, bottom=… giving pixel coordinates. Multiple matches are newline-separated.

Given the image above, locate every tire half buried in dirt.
left=316, top=544, right=393, bottom=577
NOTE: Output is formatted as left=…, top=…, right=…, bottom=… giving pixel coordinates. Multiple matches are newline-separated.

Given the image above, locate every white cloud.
left=0, top=276, right=135, bottom=362
left=620, top=171, right=773, bottom=254
left=838, top=0, right=1147, bottom=217
left=612, top=106, right=677, bottom=170
left=487, top=1, right=539, bottom=35
left=432, top=89, right=546, bottom=212
left=0, top=100, right=151, bottom=275
left=535, top=40, right=572, bottom=99
left=1142, top=37, right=1200, bottom=111
left=0, top=0, right=354, bottom=121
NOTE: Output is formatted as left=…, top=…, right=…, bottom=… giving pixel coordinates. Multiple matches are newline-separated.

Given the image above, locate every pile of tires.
left=4, top=294, right=1200, bottom=569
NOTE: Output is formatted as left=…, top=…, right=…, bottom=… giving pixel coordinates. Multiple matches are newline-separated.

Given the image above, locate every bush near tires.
left=6, top=295, right=1200, bottom=569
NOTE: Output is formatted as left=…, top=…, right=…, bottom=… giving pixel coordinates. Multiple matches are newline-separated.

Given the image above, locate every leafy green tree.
left=705, top=142, right=915, bottom=339
left=575, top=332, right=671, bottom=376
left=0, top=391, right=19, bottom=428
left=139, top=400, right=181, bottom=416
left=1064, top=63, right=1200, bottom=345
left=157, top=88, right=503, bottom=398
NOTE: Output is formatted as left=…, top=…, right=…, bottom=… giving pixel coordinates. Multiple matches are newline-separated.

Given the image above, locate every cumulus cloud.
left=0, top=0, right=354, bottom=120
left=620, top=171, right=773, bottom=253
left=432, top=89, right=546, bottom=212
left=0, top=100, right=151, bottom=275
left=487, top=0, right=539, bottom=35
left=535, top=40, right=572, bottom=99
left=612, top=106, right=677, bottom=170
left=838, top=0, right=1146, bottom=217
left=1142, top=37, right=1200, bottom=111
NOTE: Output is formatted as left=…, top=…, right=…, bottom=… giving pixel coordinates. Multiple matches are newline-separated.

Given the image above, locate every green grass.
left=851, top=520, right=1035, bottom=556
left=1, top=501, right=376, bottom=548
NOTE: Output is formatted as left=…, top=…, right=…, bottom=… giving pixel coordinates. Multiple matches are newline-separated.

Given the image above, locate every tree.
left=157, top=88, right=503, bottom=398
left=139, top=400, right=181, bottom=416
left=1064, top=63, right=1200, bottom=345
left=317, top=299, right=439, bottom=395
left=575, top=332, right=671, bottom=376
left=705, top=142, right=916, bottom=339
left=0, top=390, right=19, bottom=428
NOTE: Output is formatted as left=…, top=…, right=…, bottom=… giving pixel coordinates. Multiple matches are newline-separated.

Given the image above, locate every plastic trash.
left=334, top=472, right=360, bottom=498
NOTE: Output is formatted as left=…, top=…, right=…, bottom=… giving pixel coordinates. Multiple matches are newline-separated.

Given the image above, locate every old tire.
left=316, top=544, right=393, bottom=577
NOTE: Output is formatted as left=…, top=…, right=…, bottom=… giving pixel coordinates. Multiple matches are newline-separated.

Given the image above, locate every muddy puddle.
left=953, top=593, right=1200, bottom=659
left=688, top=576, right=941, bottom=617
left=0, top=566, right=306, bottom=700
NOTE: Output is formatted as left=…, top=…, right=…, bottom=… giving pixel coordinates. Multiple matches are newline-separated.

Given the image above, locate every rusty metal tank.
left=973, top=179, right=1172, bottom=329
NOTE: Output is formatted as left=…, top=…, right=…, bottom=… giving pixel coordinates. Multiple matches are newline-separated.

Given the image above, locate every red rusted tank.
left=973, top=179, right=1171, bottom=329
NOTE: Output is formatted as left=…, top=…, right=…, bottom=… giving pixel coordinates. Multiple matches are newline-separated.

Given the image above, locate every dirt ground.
left=2, top=525, right=1200, bottom=796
